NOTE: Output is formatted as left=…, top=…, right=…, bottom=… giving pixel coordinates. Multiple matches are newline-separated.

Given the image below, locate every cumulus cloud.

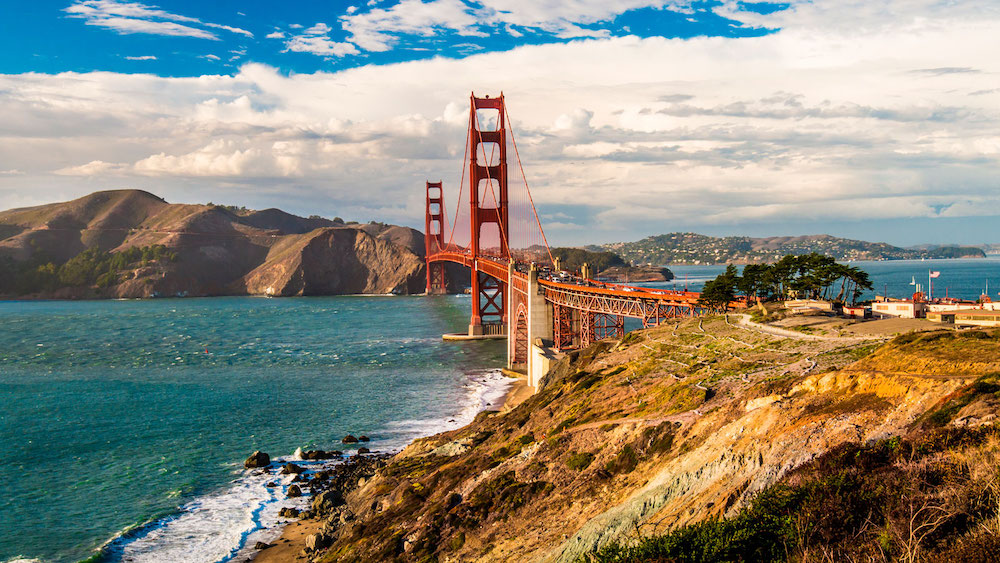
left=334, top=0, right=693, bottom=53
left=65, top=0, right=252, bottom=40
left=284, top=23, right=360, bottom=57
left=4, top=0, right=1000, bottom=242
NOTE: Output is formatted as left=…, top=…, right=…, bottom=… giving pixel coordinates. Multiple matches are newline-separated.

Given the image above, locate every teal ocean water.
left=0, top=295, right=504, bottom=563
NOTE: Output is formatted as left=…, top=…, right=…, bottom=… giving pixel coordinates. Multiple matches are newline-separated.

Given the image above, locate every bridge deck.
left=427, top=251, right=721, bottom=323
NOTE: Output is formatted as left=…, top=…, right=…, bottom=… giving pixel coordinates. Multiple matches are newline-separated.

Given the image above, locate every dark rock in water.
left=287, top=484, right=302, bottom=498
left=358, top=435, right=370, bottom=442
left=342, top=434, right=358, bottom=444
left=266, top=481, right=277, bottom=488
left=279, top=507, right=300, bottom=518
left=312, top=490, right=345, bottom=513
left=281, top=462, right=304, bottom=474
left=357, top=447, right=371, bottom=454
left=254, top=541, right=271, bottom=550
left=330, top=450, right=343, bottom=456
left=244, top=450, right=270, bottom=468
left=292, top=474, right=306, bottom=482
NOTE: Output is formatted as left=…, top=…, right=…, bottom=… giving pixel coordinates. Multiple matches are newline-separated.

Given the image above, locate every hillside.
left=600, top=232, right=986, bottom=265
left=266, top=318, right=1000, bottom=562
left=0, top=190, right=427, bottom=298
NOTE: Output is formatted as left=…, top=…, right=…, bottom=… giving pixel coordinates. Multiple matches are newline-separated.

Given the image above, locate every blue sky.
left=4, top=1, right=780, bottom=76
left=1, top=1, right=998, bottom=247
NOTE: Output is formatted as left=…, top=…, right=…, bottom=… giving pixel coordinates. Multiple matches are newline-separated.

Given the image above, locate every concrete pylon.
left=526, top=265, right=554, bottom=388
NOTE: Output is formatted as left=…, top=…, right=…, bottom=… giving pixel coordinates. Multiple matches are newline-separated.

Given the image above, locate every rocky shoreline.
left=242, top=376, right=528, bottom=562
left=239, top=450, right=392, bottom=563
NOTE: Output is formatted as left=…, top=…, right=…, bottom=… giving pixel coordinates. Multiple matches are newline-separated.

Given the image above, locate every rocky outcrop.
left=244, top=451, right=270, bottom=468
left=597, top=265, right=674, bottom=282
left=239, top=227, right=424, bottom=296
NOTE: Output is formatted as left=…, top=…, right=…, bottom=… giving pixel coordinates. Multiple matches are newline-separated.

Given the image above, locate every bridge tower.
left=425, top=181, right=447, bottom=294
left=468, top=93, right=509, bottom=336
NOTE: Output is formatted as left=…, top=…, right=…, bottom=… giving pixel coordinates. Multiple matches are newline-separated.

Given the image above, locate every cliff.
left=0, top=190, right=426, bottom=298
left=289, top=318, right=1000, bottom=562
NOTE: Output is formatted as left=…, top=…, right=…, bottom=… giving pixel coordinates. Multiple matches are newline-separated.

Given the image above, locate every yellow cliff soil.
left=257, top=320, right=1000, bottom=562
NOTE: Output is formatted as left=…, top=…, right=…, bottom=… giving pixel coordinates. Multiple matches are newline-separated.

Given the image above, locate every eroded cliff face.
left=240, top=228, right=424, bottom=296
left=303, top=319, right=1000, bottom=563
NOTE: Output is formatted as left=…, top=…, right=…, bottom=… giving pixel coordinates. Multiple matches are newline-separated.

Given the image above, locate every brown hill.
left=0, top=190, right=427, bottom=298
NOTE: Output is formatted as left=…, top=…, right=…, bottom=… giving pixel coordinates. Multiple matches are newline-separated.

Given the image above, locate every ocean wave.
left=98, top=369, right=511, bottom=562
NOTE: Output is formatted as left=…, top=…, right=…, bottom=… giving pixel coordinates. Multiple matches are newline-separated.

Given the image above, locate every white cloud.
left=5, top=0, right=1000, bottom=243
left=284, top=23, right=360, bottom=58
left=124, top=55, right=157, bottom=60
left=265, top=30, right=285, bottom=39
left=335, top=0, right=698, bottom=52
left=0, top=169, right=25, bottom=176
left=65, top=0, right=252, bottom=40
left=54, top=160, right=128, bottom=176
left=340, top=0, right=486, bottom=52
left=202, top=54, right=221, bottom=61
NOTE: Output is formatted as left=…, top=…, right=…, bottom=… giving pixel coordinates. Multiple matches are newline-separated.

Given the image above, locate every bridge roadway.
left=427, top=249, right=706, bottom=330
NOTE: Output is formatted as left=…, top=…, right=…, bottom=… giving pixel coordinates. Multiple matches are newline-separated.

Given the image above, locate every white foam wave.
left=378, top=369, right=511, bottom=451
left=102, top=369, right=511, bottom=562
left=103, top=459, right=317, bottom=563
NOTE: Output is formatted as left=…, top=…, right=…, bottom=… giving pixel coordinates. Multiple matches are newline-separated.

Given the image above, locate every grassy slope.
left=300, top=320, right=1000, bottom=562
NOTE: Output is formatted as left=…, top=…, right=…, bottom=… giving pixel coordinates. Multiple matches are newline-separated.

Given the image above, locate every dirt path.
left=731, top=314, right=886, bottom=342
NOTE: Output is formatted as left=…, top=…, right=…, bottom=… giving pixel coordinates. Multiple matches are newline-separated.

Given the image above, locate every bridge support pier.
left=524, top=266, right=554, bottom=389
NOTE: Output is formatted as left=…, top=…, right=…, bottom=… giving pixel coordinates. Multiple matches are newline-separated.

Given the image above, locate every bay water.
left=0, top=295, right=504, bottom=563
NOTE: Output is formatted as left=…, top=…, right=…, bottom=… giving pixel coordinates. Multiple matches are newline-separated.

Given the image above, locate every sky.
left=0, top=0, right=998, bottom=247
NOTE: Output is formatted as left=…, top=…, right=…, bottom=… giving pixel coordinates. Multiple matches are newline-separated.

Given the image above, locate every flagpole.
left=928, top=269, right=932, bottom=301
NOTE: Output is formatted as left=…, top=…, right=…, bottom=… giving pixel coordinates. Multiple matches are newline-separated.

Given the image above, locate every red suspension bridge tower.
left=467, top=94, right=510, bottom=336
left=425, top=181, right=447, bottom=295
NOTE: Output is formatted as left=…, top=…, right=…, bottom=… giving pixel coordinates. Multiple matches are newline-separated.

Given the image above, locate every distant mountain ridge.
left=598, top=232, right=986, bottom=265
left=0, top=190, right=427, bottom=298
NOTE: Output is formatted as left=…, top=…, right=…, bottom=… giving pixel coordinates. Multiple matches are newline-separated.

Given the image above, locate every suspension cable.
left=504, top=103, right=555, bottom=266
left=444, top=112, right=471, bottom=252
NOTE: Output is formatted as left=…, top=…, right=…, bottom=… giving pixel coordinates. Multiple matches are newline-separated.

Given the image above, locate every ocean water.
left=647, top=257, right=1000, bottom=302
left=0, top=295, right=504, bottom=563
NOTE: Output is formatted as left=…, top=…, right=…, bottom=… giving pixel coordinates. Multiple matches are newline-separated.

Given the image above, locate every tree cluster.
left=698, top=253, right=874, bottom=311
left=0, top=244, right=177, bottom=295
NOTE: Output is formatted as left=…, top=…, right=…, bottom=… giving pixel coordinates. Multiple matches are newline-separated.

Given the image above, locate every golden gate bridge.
left=424, top=93, right=714, bottom=387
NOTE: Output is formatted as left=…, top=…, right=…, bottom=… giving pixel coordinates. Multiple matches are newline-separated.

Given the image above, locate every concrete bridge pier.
left=525, top=266, right=557, bottom=389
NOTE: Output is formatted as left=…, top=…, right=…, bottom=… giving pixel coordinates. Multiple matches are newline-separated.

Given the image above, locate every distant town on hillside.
left=595, top=232, right=988, bottom=266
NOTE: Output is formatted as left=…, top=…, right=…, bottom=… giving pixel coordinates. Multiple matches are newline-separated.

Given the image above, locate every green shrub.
left=604, top=445, right=638, bottom=475
left=566, top=451, right=595, bottom=471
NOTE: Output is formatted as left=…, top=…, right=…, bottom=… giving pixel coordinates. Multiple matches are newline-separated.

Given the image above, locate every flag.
left=929, top=271, right=941, bottom=278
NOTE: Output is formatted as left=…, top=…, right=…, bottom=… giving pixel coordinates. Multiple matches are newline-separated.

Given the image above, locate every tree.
left=699, top=264, right=739, bottom=311
left=737, top=263, right=773, bottom=314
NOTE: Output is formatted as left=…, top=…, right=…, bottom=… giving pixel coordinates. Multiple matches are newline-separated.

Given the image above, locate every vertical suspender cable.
left=504, top=104, right=555, bottom=266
